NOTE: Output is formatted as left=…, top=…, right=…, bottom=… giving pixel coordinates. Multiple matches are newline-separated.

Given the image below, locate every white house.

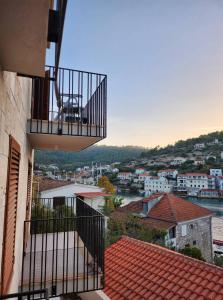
left=194, top=143, right=205, bottom=150
left=138, top=173, right=150, bottom=182
left=117, top=172, right=133, bottom=180
left=177, top=174, right=188, bottom=191
left=177, top=173, right=208, bottom=193
left=185, top=173, right=208, bottom=194
left=144, top=176, right=174, bottom=194
left=157, top=169, right=178, bottom=179
left=194, top=159, right=205, bottom=166
left=170, top=157, right=186, bottom=166
left=40, top=183, right=106, bottom=212
left=207, top=175, right=216, bottom=190
left=210, top=169, right=222, bottom=177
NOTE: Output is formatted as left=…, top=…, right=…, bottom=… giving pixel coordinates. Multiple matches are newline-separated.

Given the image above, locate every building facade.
left=157, top=169, right=178, bottom=179
left=0, top=1, right=107, bottom=299
left=117, top=172, right=133, bottom=180
left=144, top=176, right=174, bottom=194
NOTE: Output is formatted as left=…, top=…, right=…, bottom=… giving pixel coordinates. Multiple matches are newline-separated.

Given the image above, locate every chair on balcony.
left=54, top=93, right=88, bottom=124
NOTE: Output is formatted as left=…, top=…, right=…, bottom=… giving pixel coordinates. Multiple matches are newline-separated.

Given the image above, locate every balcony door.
left=32, top=70, right=50, bottom=120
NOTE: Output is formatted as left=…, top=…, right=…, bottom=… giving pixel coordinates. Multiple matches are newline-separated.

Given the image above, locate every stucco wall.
left=176, top=216, right=213, bottom=262
left=0, top=70, right=33, bottom=293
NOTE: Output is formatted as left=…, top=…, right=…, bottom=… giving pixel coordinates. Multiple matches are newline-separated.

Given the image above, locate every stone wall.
left=0, top=70, right=33, bottom=293
left=176, top=216, right=213, bottom=262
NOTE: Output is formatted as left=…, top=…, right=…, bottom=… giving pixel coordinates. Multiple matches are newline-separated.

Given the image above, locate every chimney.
left=143, top=195, right=162, bottom=214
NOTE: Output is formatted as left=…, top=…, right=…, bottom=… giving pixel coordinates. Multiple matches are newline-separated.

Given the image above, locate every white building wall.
left=0, top=70, right=33, bottom=293
left=210, top=169, right=222, bottom=177
left=144, top=177, right=173, bottom=193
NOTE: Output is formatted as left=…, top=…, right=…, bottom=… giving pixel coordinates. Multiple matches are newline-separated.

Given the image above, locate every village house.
left=170, top=157, right=187, bottom=166
left=144, top=176, right=174, bottom=194
left=111, top=193, right=213, bottom=262
left=210, top=168, right=222, bottom=177
left=157, top=169, right=178, bottom=179
left=104, top=236, right=223, bottom=300
left=207, top=175, right=216, bottom=189
left=177, top=173, right=208, bottom=194
left=138, top=173, right=151, bottom=182
left=177, top=174, right=188, bottom=191
left=193, top=158, right=205, bottom=166
left=194, top=143, right=205, bottom=150
left=117, top=172, right=133, bottom=181
left=0, top=1, right=108, bottom=298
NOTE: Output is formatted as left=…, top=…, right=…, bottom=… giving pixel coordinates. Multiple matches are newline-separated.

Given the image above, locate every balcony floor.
left=21, top=231, right=103, bottom=295
left=27, top=119, right=104, bottom=151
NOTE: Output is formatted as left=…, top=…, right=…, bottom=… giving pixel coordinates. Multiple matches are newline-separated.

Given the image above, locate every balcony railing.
left=28, top=66, right=107, bottom=139
left=20, top=197, right=105, bottom=299
left=0, top=289, right=49, bottom=300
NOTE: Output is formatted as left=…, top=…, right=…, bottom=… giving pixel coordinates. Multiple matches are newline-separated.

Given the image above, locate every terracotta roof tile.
left=104, top=236, right=223, bottom=300
left=147, top=193, right=212, bottom=222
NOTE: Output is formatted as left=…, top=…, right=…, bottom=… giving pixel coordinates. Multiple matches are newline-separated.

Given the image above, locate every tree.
left=112, top=195, right=124, bottom=208
left=98, top=176, right=116, bottom=194
left=105, top=215, right=166, bottom=247
left=179, top=246, right=204, bottom=261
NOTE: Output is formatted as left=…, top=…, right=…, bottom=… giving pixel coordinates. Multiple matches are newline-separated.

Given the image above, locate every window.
left=193, top=240, right=197, bottom=245
left=181, top=224, right=187, bottom=236
left=189, top=224, right=194, bottom=229
left=1, top=136, right=20, bottom=294
left=169, top=227, right=176, bottom=239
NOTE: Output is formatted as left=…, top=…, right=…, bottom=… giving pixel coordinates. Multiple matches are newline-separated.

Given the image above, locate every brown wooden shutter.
left=32, top=70, right=50, bottom=120
left=1, top=136, right=20, bottom=295
left=24, top=163, right=32, bottom=246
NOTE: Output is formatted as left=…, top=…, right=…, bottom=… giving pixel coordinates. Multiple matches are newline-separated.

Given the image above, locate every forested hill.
left=35, top=131, right=223, bottom=170
left=35, top=145, right=146, bottom=169
left=141, top=131, right=223, bottom=158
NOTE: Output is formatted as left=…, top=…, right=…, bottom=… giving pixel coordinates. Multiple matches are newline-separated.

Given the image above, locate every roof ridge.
left=165, top=193, right=178, bottom=223
left=120, top=236, right=223, bottom=272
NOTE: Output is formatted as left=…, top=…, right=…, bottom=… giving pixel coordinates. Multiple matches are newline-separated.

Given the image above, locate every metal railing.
left=29, top=66, right=107, bottom=139
left=20, top=197, right=105, bottom=298
left=0, top=289, right=48, bottom=300
left=31, top=197, right=75, bottom=219
left=76, top=197, right=105, bottom=271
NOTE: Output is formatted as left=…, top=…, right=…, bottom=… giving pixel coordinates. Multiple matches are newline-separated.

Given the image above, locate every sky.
left=47, top=0, right=223, bottom=148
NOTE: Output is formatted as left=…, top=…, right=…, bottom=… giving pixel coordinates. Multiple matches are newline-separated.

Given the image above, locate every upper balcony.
left=27, top=66, right=107, bottom=151
left=0, top=1, right=67, bottom=77
left=20, top=197, right=105, bottom=299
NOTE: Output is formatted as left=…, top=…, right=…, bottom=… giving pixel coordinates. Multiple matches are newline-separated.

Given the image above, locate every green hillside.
left=35, top=131, right=223, bottom=171
left=35, top=145, right=146, bottom=170
left=141, top=131, right=223, bottom=159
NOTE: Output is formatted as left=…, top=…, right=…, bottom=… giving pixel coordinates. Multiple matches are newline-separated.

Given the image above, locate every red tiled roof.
left=38, top=178, right=72, bottom=191
left=104, top=236, right=223, bottom=300
left=75, top=192, right=111, bottom=199
left=147, top=193, right=212, bottom=223
left=185, top=173, right=207, bottom=176
left=158, top=169, right=177, bottom=173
